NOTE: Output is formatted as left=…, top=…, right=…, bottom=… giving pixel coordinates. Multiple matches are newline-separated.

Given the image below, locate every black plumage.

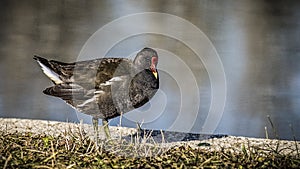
left=34, top=48, right=159, bottom=138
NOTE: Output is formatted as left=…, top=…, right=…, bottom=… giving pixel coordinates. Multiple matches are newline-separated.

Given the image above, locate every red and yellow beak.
left=151, top=56, right=158, bottom=79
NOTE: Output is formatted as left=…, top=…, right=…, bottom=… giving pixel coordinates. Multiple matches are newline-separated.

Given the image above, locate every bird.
left=34, top=47, right=159, bottom=139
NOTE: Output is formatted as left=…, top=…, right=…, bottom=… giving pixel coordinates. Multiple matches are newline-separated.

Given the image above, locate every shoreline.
left=1, top=118, right=299, bottom=156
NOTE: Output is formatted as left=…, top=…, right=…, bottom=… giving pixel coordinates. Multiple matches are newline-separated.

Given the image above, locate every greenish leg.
left=136, top=122, right=142, bottom=138
left=102, top=119, right=111, bottom=139
left=92, top=117, right=99, bottom=145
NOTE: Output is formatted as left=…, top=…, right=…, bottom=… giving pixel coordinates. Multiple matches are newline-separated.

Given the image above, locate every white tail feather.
left=37, top=60, right=63, bottom=84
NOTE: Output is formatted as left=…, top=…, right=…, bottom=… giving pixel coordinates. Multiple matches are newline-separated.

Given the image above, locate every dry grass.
left=1, top=125, right=300, bottom=169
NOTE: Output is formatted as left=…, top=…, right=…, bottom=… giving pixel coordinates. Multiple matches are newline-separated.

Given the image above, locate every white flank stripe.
left=94, top=90, right=105, bottom=94
left=100, top=76, right=124, bottom=86
left=100, top=81, right=112, bottom=86
left=37, top=60, right=63, bottom=84
left=77, top=97, right=95, bottom=107
left=109, top=76, right=123, bottom=82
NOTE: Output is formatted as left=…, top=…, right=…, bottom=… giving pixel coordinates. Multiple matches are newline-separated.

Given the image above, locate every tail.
left=33, top=55, right=63, bottom=84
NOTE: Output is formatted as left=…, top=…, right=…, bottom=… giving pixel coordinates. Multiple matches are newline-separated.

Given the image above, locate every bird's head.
left=133, top=47, right=158, bottom=79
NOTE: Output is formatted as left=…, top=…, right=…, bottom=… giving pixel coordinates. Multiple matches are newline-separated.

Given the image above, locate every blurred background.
left=0, top=0, right=300, bottom=140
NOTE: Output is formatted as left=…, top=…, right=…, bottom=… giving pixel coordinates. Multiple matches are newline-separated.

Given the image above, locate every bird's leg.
left=102, top=119, right=111, bottom=139
left=119, top=112, right=123, bottom=127
left=136, top=122, right=142, bottom=140
left=92, top=117, right=99, bottom=145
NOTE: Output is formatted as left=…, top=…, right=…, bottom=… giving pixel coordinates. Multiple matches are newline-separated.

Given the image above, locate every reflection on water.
left=0, top=0, right=300, bottom=140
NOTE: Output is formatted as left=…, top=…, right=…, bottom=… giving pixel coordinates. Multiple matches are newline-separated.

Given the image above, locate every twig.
left=3, top=154, right=12, bottom=169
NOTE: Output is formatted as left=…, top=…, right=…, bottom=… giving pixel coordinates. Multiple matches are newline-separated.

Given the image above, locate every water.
left=0, top=0, right=300, bottom=140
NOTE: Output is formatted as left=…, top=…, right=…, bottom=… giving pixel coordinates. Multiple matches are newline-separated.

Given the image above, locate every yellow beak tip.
left=153, top=72, right=158, bottom=79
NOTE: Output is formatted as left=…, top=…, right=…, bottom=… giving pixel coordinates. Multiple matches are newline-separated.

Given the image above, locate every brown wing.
left=71, top=58, right=134, bottom=89
left=34, top=56, right=135, bottom=115
left=34, top=55, right=134, bottom=88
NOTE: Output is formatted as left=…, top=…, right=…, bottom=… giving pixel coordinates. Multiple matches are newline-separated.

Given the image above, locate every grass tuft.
left=0, top=127, right=300, bottom=168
